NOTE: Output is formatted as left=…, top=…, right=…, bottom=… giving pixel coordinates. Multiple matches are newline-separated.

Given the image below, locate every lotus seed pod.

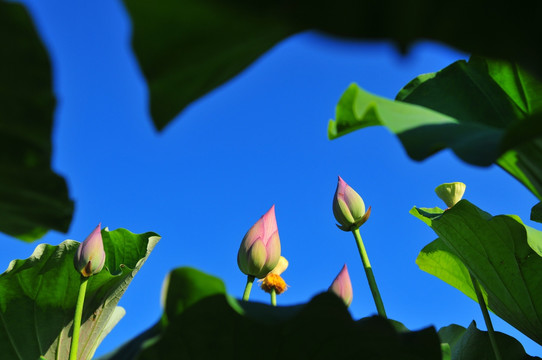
left=435, top=182, right=466, bottom=208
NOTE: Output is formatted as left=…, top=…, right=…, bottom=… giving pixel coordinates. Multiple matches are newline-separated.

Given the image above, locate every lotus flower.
left=74, top=224, right=106, bottom=277
left=270, top=256, right=288, bottom=276
left=329, top=264, right=353, bottom=307
left=333, top=176, right=371, bottom=231
left=237, top=205, right=281, bottom=279
left=435, top=182, right=466, bottom=208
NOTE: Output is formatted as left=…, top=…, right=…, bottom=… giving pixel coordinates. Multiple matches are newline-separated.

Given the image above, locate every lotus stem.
left=242, top=275, right=255, bottom=301
left=271, top=288, right=277, bottom=306
left=69, top=276, right=89, bottom=360
left=352, top=228, right=387, bottom=318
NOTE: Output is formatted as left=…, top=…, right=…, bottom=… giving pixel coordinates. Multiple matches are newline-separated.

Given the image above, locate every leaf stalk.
left=470, top=273, right=502, bottom=360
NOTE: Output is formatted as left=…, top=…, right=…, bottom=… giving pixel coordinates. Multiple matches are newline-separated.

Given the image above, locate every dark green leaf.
left=160, top=267, right=234, bottom=324
left=0, top=228, right=160, bottom=360
left=327, top=82, right=501, bottom=163
left=398, top=57, right=542, bottom=198
left=102, top=267, right=442, bottom=360
left=439, top=322, right=540, bottom=359
left=412, top=200, right=542, bottom=345
left=328, top=83, right=502, bottom=166
left=329, top=58, right=542, bottom=199
left=122, top=0, right=297, bottom=130
left=124, top=0, right=542, bottom=129
left=95, top=323, right=162, bottom=360
left=531, top=202, right=542, bottom=223
left=0, top=1, right=73, bottom=241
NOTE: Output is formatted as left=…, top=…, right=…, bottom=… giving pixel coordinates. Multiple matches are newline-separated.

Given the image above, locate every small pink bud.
left=329, top=264, right=353, bottom=307
left=333, top=176, right=370, bottom=231
left=74, top=224, right=106, bottom=277
left=237, top=205, right=281, bottom=279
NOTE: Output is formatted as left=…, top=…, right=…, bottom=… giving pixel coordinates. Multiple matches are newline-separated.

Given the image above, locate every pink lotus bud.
left=333, top=176, right=371, bottom=231
left=329, top=264, right=353, bottom=307
left=74, top=224, right=106, bottom=277
left=237, top=205, right=281, bottom=279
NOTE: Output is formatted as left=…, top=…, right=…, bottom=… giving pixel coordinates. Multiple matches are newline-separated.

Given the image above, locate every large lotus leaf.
left=122, top=0, right=297, bottom=130
left=123, top=0, right=542, bottom=130
left=439, top=322, right=540, bottom=360
left=411, top=200, right=542, bottom=345
left=0, top=228, right=160, bottom=360
left=416, top=237, right=488, bottom=305
left=0, top=1, right=73, bottom=241
left=397, top=57, right=542, bottom=199
left=328, top=58, right=542, bottom=204
left=328, top=82, right=469, bottom=154
left=101, top=267, right=442, bottom=360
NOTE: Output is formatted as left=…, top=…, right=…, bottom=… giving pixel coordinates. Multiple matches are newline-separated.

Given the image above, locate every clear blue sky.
left=1, top=0, right=540, bottom=357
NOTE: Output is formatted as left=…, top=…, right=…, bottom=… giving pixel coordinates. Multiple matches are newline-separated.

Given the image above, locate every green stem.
left=352, top=228, right=387, bottom=318
left=470, top=273, right=502, bottom=360
left=69, top=276, right=89, bottom=360
left=271, top=288, right=277, bottom=306
left=242, top=275, right=255, bottom=301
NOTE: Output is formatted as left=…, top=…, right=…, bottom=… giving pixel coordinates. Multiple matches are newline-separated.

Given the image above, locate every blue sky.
left=2, top=0, right=540, bottom=357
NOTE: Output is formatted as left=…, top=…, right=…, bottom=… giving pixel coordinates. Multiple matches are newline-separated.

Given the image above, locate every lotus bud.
left=333, top=176, right=371, bottom=231
left=261, top=256, right=289, bottom=295
left=435, top=182, right=466, bottom=208
left=237, top=205, right=281, bottom=279
left=329, top=264, right=353, bottom=307
left=74, top=224, right=106, bottom=277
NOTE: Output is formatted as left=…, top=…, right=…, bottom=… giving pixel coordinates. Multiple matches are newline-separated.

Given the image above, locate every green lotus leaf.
left=0, top=1, right=73, bottom=241
left=101, top=267, right=442, bottom=359
left=0, top=228, right=160, bottom=359
left=123, top=0, right=542, bottom=129
left=439, top=322, right=540, bottom=359
left=412, top=200, right=542, bottom=345
left=329, top=58, right=542, bottom=215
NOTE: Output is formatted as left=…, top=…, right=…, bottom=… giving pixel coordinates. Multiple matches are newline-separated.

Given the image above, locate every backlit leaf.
left=0, top=228, right=160, bottom=359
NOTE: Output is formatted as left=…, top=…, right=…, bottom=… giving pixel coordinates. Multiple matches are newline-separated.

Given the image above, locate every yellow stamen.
left=260, top=273, right=288, bottom=295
